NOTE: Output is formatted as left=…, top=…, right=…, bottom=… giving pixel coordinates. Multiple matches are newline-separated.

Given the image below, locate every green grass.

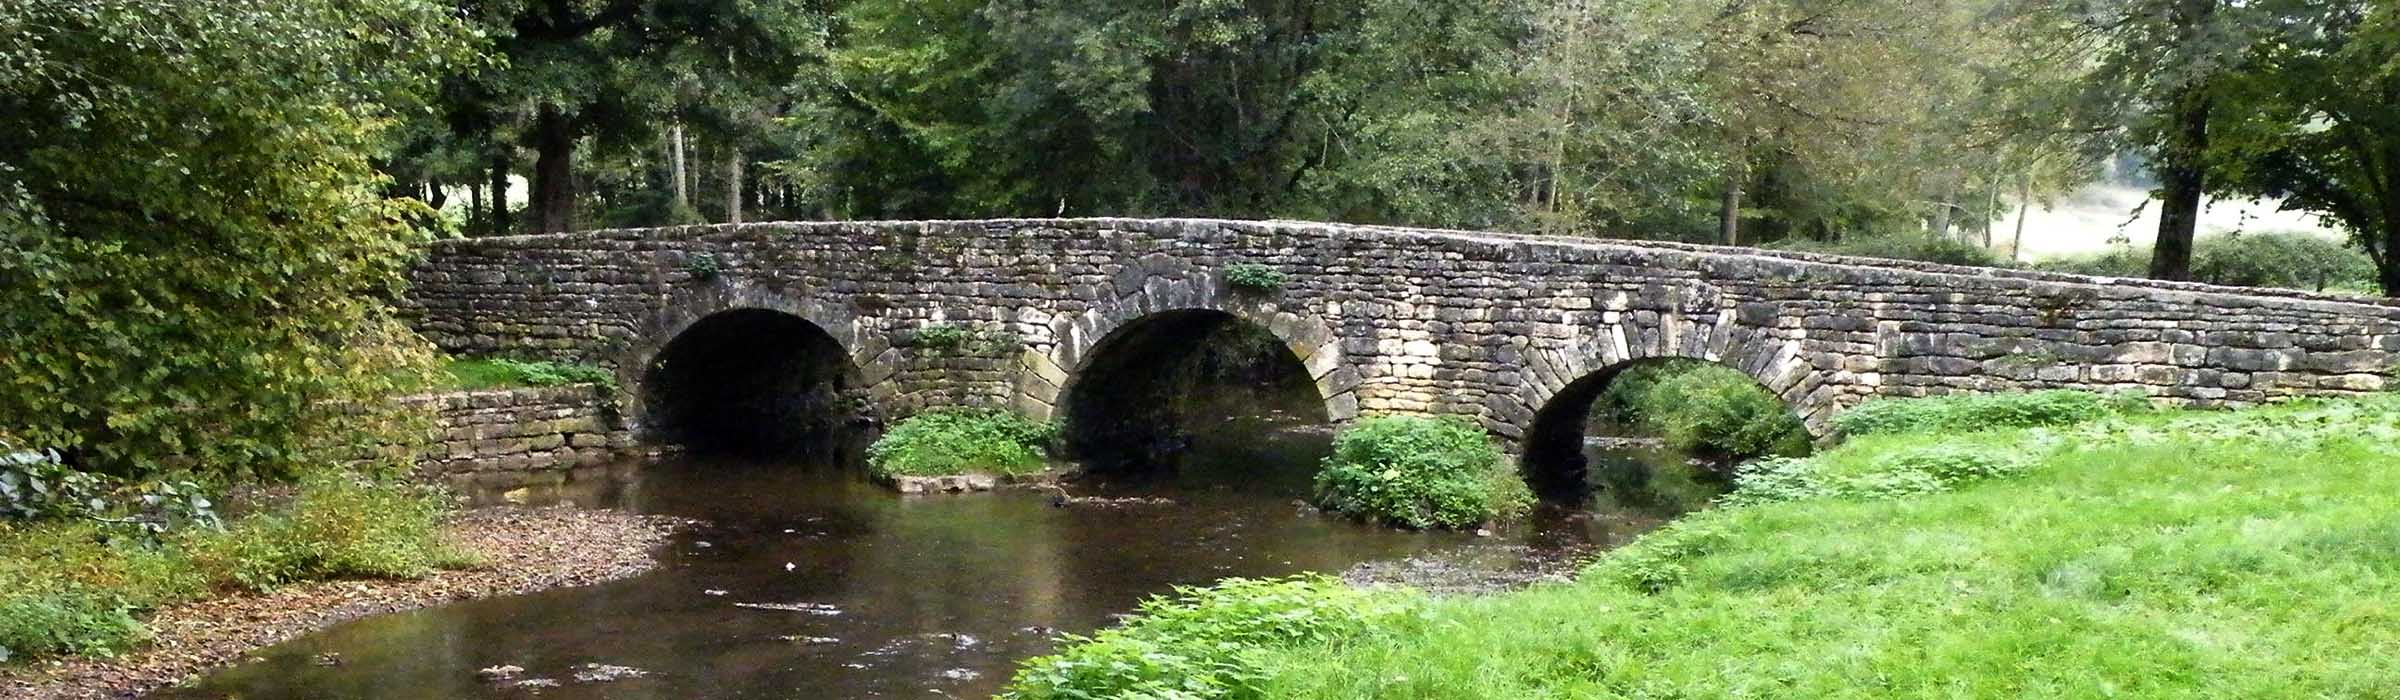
left=0, top=474, right=467, bottom=662
left=439, top=357, right=614, bottom=391
left=1008, top=395, right=2400, bottom=699
left=865, top=409, right=1059, bottom=478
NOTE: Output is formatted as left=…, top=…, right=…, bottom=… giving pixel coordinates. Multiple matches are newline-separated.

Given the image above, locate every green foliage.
left=911, top=325, right=973, bottom=351
left=866, top=410, right=1059, bottom=478
left=2032, top=232, right=2376, bottom=292
left=1831, top=389, right=2137, bottom=438
left=1223, top=263, right=1288, bottom=293
left=0, top=474, right=456, bottom=662
left=1598, top=360, right=1810, bottom=458
left=1769, top=233, right=2008, bottom=267
left=1056, top=396, right=2400, bottom=699
left=1001, top=575, right=1421, bottom=700
left=443, top=358, right=615, bottom=391
left=1312, top=416, right=1531, bottom=530
left=0, top=444, right=104, bottom=522
left=682, top=252, right=722, bottom=281
left=0, top=0, right=470, bottom=479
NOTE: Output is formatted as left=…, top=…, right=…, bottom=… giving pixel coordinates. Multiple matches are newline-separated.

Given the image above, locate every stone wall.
left=402, top=218, right=2400, bottom=446
left=395, top=385, right=639, bottom=490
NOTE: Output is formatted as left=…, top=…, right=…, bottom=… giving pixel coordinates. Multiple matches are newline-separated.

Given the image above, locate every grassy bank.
left=0, top=475, right=466, bottom=662
left=439, top=358, right=614, bottom=391
left=1007, top=395, right=2400, bottom=699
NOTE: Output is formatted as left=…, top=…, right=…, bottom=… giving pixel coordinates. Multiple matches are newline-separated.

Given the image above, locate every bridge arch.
left=1510, top=317, right=1831, bottom=502
left=622, top=284, right=894, bottom=455
left=1010, top=263, right=1357, bottom=470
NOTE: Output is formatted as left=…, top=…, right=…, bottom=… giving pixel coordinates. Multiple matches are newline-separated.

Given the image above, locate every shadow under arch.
left=639, top=308, right=865, bottom=457
left=1058, top=309, right=1330, bottom=473
left=1521, top=356, right=1810, bottom=504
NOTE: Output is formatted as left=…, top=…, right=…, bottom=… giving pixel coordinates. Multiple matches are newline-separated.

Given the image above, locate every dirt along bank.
left=2, top=507, right=686, bottom=700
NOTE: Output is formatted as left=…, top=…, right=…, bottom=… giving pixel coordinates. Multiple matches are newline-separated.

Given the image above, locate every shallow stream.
left=151, top=422, right=1716, bottom=699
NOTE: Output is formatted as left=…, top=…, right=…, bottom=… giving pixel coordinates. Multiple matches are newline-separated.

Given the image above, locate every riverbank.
left=1, top=506, right=682, bottom=700
left=1005, top=395, right=2400, bottom=699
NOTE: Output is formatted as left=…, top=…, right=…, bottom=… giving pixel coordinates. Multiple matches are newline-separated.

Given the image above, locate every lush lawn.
left=1007, top=396, right=2400, bottom=699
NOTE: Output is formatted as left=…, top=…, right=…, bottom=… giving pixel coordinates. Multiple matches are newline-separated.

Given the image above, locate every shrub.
left=444, top=358, right=615, bottom=391
left=866, top=409, right=1059, bottom=478
left=1223, top=262, right=1288, bottom=293
left=1312, top=416, right=1531, bottom=530
left=1001, top=576, right=1419, bottom=700
left=0, top=1, right=467, bottom=480
left=1831, top=389, right=2134, bottom=438
left=1599, top=360, right=1810, bottom=458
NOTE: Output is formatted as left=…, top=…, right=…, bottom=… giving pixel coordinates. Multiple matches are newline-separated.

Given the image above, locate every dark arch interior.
left=1522, top=357, right=1804, bottom=505
left=642, top=309, right=860, bottom=457
left=1063, top=310, right=1327, bottom=475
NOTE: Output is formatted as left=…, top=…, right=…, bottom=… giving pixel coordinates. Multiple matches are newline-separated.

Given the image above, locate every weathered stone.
left=401, top=218, right=2400, bottom=453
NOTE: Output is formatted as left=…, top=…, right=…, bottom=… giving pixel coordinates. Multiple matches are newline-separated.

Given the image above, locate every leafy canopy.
left=0, top=0, right=474, bottom=477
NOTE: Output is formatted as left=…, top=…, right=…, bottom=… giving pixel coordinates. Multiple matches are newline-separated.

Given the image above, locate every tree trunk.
left=425, top=181, right=447, bottom=211
left=2011, top=172, right=2032, bottom=261
left=2380, top=222, right=2400, bottom=297
left=487, top=150, right=512, bottom=237
left=2151, top=0, right=2216, bottom=281
left=1719, top=156, right=1745, bottom=246
left=2151, top=87, right=2210, bottom=281
left=726, top=150, right=744, bottom=225
left=670, top=124, right=689, bottom=209
left=468, top=182, right=484, bottom=236
left=531, top=103, right=577, bottom=234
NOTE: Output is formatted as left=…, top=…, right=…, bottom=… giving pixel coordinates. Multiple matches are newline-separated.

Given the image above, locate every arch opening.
left=1523, top=357, right=1810, bottom=507
left=1061, top=309, right=1329, bottom=481
left=641, top=308, right=862, bottom=457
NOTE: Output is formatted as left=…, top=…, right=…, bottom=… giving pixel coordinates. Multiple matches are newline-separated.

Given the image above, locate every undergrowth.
left=1599, top=360, right=1811, bottom=458
left=0, top=474, right=464, bottom=662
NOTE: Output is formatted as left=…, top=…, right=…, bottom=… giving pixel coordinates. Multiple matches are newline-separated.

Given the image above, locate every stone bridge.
left=405, top=218, right=2400, bottom=479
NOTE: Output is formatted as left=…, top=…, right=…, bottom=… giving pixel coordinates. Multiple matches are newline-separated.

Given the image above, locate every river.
left=149, top=418, right=1718, bottom=699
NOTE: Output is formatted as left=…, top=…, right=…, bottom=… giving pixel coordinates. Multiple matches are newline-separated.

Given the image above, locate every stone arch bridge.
left=406, top=218, right=2400, bottom=463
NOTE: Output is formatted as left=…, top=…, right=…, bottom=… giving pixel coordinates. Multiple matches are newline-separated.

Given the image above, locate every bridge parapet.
left=404, top=218, right=2400, bottom=446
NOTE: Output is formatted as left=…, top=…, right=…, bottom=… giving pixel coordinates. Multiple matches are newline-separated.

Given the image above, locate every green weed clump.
left=1222, top=262, right=1288, bottom=292
left=1013, top=396, right=2400, bottom=699
left=1831, top=388, right=2136, bottom=437
left=1001, top=576, right=1419, bottom=700
left=0, top=474, right=460, bottom=662
left=1312, top=416, right=1531, bottom=530
left=866, top=409, right=1059, bottom=478
left=1600, top=360, right=1810, bottom=457
left=443, top=357, right=615, bottom=391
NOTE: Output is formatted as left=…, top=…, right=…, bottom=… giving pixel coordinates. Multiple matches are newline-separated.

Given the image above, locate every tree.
left=2057, top=0, right=2276, bottom=280
left=2209, top=1, right=2400, bottom=296
left=435, top=0, right=821, bottom=233
left=0, top=0, right=473, bottom=476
